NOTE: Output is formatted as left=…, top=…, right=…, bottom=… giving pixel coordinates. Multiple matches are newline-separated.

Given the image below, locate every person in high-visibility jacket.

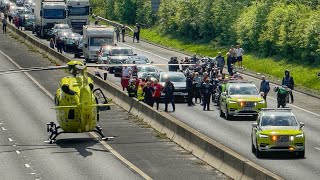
left=137, top=83, right=145, bottom=101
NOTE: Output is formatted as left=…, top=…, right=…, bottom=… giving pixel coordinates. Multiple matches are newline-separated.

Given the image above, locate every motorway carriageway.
left=24, top=28, right=320, bottom=179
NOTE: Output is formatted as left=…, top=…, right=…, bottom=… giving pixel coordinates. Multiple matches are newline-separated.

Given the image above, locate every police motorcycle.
left=273, top=85, right=291, bottom=108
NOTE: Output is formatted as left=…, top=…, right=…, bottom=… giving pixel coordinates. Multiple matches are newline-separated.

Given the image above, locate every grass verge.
left=140, top=28, right=320, bottom=93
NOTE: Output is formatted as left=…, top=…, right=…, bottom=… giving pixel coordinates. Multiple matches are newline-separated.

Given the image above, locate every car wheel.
left=219, top=107, right=224, bottom=117
left=297, top=150, right=305, bottom=158
left=225, top=106, right=232, bottom=120
left=251, top=135, right=256, bottom=153
left=255, top=140, right=262, bottom=158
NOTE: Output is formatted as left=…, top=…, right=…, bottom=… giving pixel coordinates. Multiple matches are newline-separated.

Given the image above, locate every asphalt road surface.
left=0, top=26, right=227, bottom=179
left=26, top=29, right=320, bottom=179
left=0, top=50, right=142, bottom=180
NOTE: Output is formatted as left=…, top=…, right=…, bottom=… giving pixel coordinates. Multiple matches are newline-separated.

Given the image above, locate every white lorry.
left=82, top=25, right=114, bottom=62
left=33, top=0, right=67, bottom=39
left=66, top=0, right=90, bottom=34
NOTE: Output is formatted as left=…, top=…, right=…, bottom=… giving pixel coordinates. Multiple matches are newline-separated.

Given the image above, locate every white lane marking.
left=16, top=150, right=21, bottom=154
left=12, top=144, right=16, bottom=147
left=0, top=49, right=152, bottom=180
left=268, top=96, right=320, bottom=117
left=314, top=147, right=320, bottom=151
left=24, top=164, right=30, bottom=168
left=118, top=42, right=168, bottom=60
left=8, top=138, right=13, bottom=142
left=2, top=127, right=7, bottom=130
left=30, top=173, right=36, bottom=175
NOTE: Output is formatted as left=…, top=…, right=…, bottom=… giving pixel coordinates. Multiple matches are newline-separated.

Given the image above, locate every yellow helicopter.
left=0, top=60, right=114, bottom=143
left=0, top=60, right=194, bottom=143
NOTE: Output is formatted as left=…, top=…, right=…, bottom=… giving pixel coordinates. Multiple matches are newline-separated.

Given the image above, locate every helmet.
left=285, top=69, right=290, bottom=74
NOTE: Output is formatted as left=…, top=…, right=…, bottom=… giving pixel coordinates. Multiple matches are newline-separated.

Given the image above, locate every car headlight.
left=259, top=134, right=268, bottom=138
left=228, top=100, right=237, bottom=104
left=295, top=133, right=304, bottom=138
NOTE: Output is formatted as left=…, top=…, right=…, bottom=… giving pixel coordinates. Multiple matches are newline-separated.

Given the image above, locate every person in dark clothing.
left=163, top=78, right=175, bottom=112
left=94, top=20, right=99, bottom=26
left=172, top=57, right=179, bottom=71
left=121, top=25, right=126, bottom=42
left=133, top=26, right=138, bottom=42
left=186, top=74, right=195, bottom=106
left=259, top=75, right=270, bottom=101
left=18, top=16, right=23, bottom=30
left=168, top=57, right=175, bottom=71
left=282, top=70, right=294, bottom=103
left=127, top=80, right=137, bottom=97
left=193, top=72, right=202, bottom=103
left=190, top=54, right=199, bottom=64
left=201, top=79, right=214, bottom=111
left=136, top=23, right=141, bottom=42
left=8, top=13, right=12, bottom=23
left=115, top=26, right=120, bottom=42
left=2, top=18, right=7, bottom=33
left=215, top=52, right=225, bottom=74
left=56, top=38, right=63, bottom=53
left=227, top=52, right=234, bottom=76
left=143, top=81, right=155, bottom=107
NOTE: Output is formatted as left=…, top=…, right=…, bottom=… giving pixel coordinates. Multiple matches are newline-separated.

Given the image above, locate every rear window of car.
left=228, top=84, right=258, bottom=95
left=111, top=48, right=133, bottom=56
left=160, top=73, right=186, bottom=82
left=260, top=115, right=298, bottom=126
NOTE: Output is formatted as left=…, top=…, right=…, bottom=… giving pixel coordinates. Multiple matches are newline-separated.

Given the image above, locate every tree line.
left=91, top=0, right=320, bottom=65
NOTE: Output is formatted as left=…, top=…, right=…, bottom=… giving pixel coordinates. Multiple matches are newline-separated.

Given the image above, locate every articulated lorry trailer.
left=66, top=0, right=90, bottom=34
left=33, top=0, right=67, bottom=39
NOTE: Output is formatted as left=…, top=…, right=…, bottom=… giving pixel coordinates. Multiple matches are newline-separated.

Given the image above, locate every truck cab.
left=82, top=25, right=114, bottom=62
left=66, top=0, right=90, bottom=34
left=33, top=0, right=67, bottom=39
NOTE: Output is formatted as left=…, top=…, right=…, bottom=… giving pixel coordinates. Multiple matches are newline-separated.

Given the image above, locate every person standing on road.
left=235, top=45, right=244, bottom=68
left=163, top=78, right=175, bottom=112
left=2, top=17, right=7, bottom=33
left=259, top=75, right=270, bottom=101
left=136, top=23, right=141, bottom=43
left=133, top=26, right=138, bottom=43
left=282, top=70, right=294, bottom=103
left=228, top=45, right=237, bottom=64
left=127, top=79, right=137, bottom=97
left=152, top=79, right=163, bottom=110
left=121, top=25, right=126, bottom=42
left=194, top=72, right=202, bottom=104
left=143, top=81, right=155, bottom=107
left=215, top=52, right=225, bottom=74
left=115, top=26, right=120, bottom=42
left=57, top=38, right=63, bottom=53
left=186, top=74, right=195, bottom=106
left=49, top=38, right=55, bottom=49
left=201, top=79, right=214, bottom=111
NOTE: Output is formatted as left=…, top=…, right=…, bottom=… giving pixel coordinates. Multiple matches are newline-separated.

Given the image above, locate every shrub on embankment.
left=91, top=0, right=320, bottom=91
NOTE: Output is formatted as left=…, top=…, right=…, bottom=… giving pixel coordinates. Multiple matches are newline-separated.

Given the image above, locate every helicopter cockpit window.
left=61, top=84, right=76, bottom=95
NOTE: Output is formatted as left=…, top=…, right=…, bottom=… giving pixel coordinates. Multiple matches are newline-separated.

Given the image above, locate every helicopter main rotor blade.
left=0, top=65, right=69, bottom=75
left=87, top=63, right=196, bottom=68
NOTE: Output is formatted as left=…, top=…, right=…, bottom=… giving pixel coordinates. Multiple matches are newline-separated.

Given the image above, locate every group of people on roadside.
left=49, top=37, right=64, bottom=53
left=114, top=23, right=141, bottom=43
left=127, top=76, right=175, bottom=112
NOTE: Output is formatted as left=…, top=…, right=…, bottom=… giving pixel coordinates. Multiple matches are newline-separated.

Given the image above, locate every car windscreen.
left=260, top=115, right=298, bottom=126
left=111, top=49, right=133, bottom=56
left=228, top=85, right=258, bottom=95
left=43, top=9, right=65, bottom=19
left=160, top=74, right=186, bottom=82
left=54, top=24, right=69, bottom=29
left=89, top=37, right=113, bottom=46
left=138, top=66, right=157, bottom=72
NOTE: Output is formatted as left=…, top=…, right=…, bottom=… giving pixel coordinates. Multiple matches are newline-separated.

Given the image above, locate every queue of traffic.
left=2, top=1, right=306, bottom=160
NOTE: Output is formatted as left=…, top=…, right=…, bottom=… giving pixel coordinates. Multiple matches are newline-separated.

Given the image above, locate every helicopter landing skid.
left=92, top=126, right=115, bottom=141
left=46, top=122, right=63, bottom=144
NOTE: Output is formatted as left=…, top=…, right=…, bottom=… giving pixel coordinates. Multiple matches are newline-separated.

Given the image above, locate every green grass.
left=140, top=28, right=320, bottom=93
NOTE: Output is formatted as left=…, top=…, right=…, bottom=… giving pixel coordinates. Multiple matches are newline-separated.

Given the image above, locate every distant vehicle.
left=82, top=25, right=114, bottom=62
left=104, top=46, right=135, bottom=75
left=63, top=33, right=82, bottom=52
left=66, top=0, right=90, bottom=33
left=159, top=71, right=188, bottom=100
left=137, top=65, right=159, bottom=79
left=114, top=56, right=149, bottom=77
left=33, top=0, right=67, bottom=39
left=251, top=108, right=305, bottom=158
left=48, top=23, right=71, bottom=39
left=19, top=9, right=34, bottom=30
left=16, top=0, right=24, bottom=6
left=54, top=28, right=72, bottom=46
